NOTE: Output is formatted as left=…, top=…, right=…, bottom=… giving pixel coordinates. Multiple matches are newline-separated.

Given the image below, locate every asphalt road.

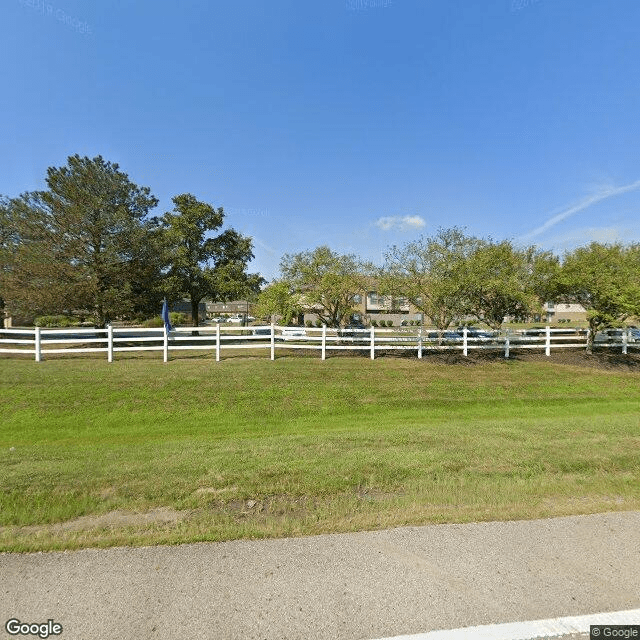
left=2, top=512, right=639, bottom=640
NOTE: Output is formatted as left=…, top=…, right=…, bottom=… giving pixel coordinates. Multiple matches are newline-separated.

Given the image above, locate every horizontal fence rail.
left=0, top=325, right=637, bottom=362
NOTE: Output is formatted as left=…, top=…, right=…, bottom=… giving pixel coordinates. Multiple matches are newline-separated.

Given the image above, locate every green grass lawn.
left=1, top=353, right=639, bottom=552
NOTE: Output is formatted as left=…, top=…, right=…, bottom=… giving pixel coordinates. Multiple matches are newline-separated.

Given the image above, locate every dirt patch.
left=377, top=348, right=640, bottom=371
left=507, top=350, right=640, bottom=371
left=3, top=507, right=190, bottom=535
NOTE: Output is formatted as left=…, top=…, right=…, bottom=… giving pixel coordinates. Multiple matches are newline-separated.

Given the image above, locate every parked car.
left=252, top=327, right=271, bottom=336
left=280, top=327, right=307, bottom=341
left=226, top=315, right=244, bottom=323
left=456, top=326, right=494, bottom=339
left=594, top=328, right=630, bottom=344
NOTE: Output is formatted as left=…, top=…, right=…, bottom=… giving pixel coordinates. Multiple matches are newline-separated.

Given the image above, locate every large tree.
left=161, top=193, right=263, bottom=326
left=555, top=242, right=640, bottom=352
left=2, top=155, right=162, bottom=326
left=462, top=241, right=553, bottom=329
left=279, top=246, right=372, bottom=328
left=0, top=195, right=15, bottom=321
left=381, top=227, right=479, bottom=331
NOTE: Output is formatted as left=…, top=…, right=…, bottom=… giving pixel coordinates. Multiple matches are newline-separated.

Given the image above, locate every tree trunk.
left=586, top=321, right=596, bottom=354
left=191, top=298, right=200, bottom=329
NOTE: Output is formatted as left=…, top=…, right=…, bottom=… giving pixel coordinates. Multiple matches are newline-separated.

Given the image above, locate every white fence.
left=0, top=325, right=637, bottom=362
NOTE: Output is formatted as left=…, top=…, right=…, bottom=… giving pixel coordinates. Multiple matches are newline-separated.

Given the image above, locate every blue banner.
left=162, top=298, right=173, bottom=332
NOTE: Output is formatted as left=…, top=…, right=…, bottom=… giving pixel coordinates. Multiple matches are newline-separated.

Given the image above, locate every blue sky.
left=3, top=0, right=640, bottom=281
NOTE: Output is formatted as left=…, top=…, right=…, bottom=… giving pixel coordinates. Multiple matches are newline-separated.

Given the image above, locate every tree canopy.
left=161, top=193, right=263, bottom=326
left=462, top=241, right=553, bottom=329
left=279, top=246, right=372, bottom=328
left=254, top=280, right=304, bottom=325
left=555, top=242, right=640, bottom=351
left=381, top=227, right=479, bottom=330
left=2, top=156, right=162, bottom=326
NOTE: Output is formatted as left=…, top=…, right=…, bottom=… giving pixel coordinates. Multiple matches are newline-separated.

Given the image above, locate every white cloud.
left=519, top=179, right=640, bottom=241
left=375, top=215, right=426, bottom=232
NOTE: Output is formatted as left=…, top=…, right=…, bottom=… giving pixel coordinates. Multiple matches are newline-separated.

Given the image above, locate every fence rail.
left=1, top=325, right=638, bottom=362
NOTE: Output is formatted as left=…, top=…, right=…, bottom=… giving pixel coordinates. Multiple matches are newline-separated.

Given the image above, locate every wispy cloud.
left=375, top=215, right=426, bottom=232
left=252, top=237, right=278, bottom=256
left=545, top=226, right=630, bottom=251
left=520, top=179, right=640, bottom=241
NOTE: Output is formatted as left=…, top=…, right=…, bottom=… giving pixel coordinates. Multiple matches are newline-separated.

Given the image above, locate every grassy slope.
left=1, top=355, right=639, bottom=551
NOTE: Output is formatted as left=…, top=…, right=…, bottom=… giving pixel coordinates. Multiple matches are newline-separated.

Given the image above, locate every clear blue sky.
left=3, top=0, right=640, bottom=281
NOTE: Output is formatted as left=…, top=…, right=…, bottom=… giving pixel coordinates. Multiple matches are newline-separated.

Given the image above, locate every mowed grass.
left=1, top=353, right=639, bottom=552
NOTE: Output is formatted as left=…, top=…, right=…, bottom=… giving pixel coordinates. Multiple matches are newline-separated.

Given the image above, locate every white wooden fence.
left=0, top=325, right=637, bottom=362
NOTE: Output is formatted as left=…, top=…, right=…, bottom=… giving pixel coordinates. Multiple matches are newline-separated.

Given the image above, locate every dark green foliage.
left=2, top=156, right=161, bottom=326
left=161, top=194, right=263, bottom=326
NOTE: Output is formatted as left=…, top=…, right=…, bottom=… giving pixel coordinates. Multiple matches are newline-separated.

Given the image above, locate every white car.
left=226, top=315, right=244, bottom=323
left=280, top=327, right=307, bottom=341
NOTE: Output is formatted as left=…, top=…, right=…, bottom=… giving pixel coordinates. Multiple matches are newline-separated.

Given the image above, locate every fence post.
left=545, top=325, right=551, bottom=357
left=463, top=326, right=468, bottom=357
left=504, top=328, right=510, bottom=359
left=370, top=325, right=375, bottom=360
left=216, top=322, right=220, bottom=362
left=35, top=326, right=41, bottom=362
left=270, top=322, right=275, bottom=361
left=321, top=324, right=326, bottom=360
left=418, top=327, right=422, bottom=359
left=622, top=328, right=628, bottom=355
left=163, top=325, right=169, bottom=363
left=108, top=325, right=114, bottom=363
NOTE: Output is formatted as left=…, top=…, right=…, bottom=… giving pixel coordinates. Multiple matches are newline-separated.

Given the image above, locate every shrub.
left=386, top=320, right=393, bottom=327
left=141, top=312, right=187, bottom=328
left=305, top=320, right=313, bottom=327
left=315, top=320, right=323, bottom=328
left=170, top=312, right=188, bottom=325
left=142, top=316, right=163, bottom=328
left=34, top=315, right=79, bottom=328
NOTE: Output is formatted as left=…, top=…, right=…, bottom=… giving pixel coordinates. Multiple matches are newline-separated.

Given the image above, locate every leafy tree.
left=0, top=195, right=13, bottom=318
left=254, top=280, right=304, bottom=324
left=381, top=228, right=479, bottom=331
left=2, top=191, right=85, bottom=320
left=2, top=155, right=161, bottom=326
left=161, top=193, right=263, bottom=326
left=279, top=246, right=372, bottom=328
left=528, top=247, right=562, bottom=307
left=462, top=241, right=548, bottom=329
left=556, top=242, right=640, bottom=352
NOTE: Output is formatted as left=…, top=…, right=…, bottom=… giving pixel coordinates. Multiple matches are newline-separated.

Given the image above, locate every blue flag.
left=162, top=298, right=173, bottom=332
